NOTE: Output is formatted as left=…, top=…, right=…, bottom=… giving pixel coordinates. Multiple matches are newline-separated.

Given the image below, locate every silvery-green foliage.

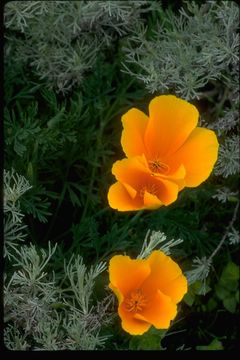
left=186, top=256, right=212, bottom=284
left=4, top=168, right=32, bottom=205
left=62, top=305, right=110, bottom=350
left=61, top=258, right=112, bottom=349
left=64, top=255, right=106, bottom=315
left=4, top=216, right=28, bottom=258
left=214, top=135, right=240, bottom=178
left=4, top=242, right=58, bottom=335
left=210, top=109, right=239, bottom=136
left=210, top=103, right=239, bottom=179
left=32, top=312, right=63, bottom=350
left=4, top=169, right=32, bottom=258
left=138, top=230, right=183, bottom=259
left=212, top=188, right=239, bottom=203
left=4, top=324, right=29, bottom=350
left=227, top=227, right=240, bottom=246
left=4, top=242, right=112, bottom=350
left=122, top=1, right=239, bottom=100
left=60, top=293, right=114, bottom=350
left=8, top=242, right=57, bottom=293
left=4, top=0, right=153, bottom=93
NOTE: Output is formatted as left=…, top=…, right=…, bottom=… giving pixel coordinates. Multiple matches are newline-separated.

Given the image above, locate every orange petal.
left=153, top=164, right=185, bottom=182
left=109, top=255, right=151, bottom=297
left=121, top=108, right=149, bottom=157
left=112, top=157, right=150, bottom=189
left=154, top=178, right=179, bottom=205
left=160, top=164, right=186, bottom=191
left=122, top=182, right=137, bottom=199
left=161, top=274, right=188, bottom=304
left=112, top=157, right=179, bottom=206
left=118, top=303, right=151, bottom=335
left=145, top=95, right=199, bottom=158
left=107, top=182, right=141, bottom=211
left=135, top=290, right=177, bottom=329
left=142, top=250, right=187, bottom=302
left=109, top=283, right=124, bottom=304
left=143, top=191, right=163, bottom=209
left=166, top=127, right=219, bottom=187
left=142, top=177, right=179, bottom=209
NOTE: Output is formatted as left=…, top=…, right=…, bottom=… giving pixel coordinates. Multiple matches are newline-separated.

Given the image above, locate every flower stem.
left=209, top=201, right=239, bottom=261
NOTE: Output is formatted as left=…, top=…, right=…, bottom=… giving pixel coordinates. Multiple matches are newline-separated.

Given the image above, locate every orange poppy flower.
left=108, top=95, right=219, bottom=211
left=109, top=250, right=187, bottom=335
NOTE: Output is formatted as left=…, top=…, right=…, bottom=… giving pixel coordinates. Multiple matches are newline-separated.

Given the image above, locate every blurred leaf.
left=192, top=280, right=211, bottom=295
left=183, top=292, right=195, bottom=307
left=219, top=279, right=238, bottom=292
left=49, top=302, right=66, bottom=309
left=47, top=110, right=65, bottom=128
left=235, top=290, right=239, bottom=303
left=207, top=298, right=218, bottom=312
left=215, top=284, right=230, bottom=301
left=228, top=196, right=239, bottom=203
left=218, top=261, right=239, bottom=292
left=129, top=328, right=166, bottom=350
left=223, top=296, right=237, bottom=313
left=221, top=261, right=239, bottom=281
left=183, top=281, right=211, bottom=307
left=196, top=339, right=223, bottom=350
left=129, top=334, right=160, bottom=350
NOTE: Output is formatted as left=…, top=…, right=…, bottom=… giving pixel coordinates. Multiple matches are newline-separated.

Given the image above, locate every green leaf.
left=27, top=162, right=34, bottom=182
left=192, top=280, right=211, bottom=295
left=129, top=334, right=161, bottom=350
left=221, top=280, right=238, bottom=292
left=183, top=292, right=195, bottom=307
left=50, top=302, right=66, bottom=309
left=218, top=261, right=239, bottom=292
left=207, top=298, right=218, bottom=312
left=129, top=328, right=166, bottom=350
left=67, top=186, right=82, bottom=207
left=47, top=110, right=65, bottom=128
left=221, top=261, right=239, bottom=281
left=223, top=296, right=237, bottom=313
left=235, top=290, right=239, bottom=303
left=196, top=339, right=223, bottom=350
left=215, top=284, right=230, bottom=301
left=228, top=196, right=239, bottom=203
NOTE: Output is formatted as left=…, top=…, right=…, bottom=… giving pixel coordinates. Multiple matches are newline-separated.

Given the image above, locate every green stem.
left=128, top=209, right=144, bottom=224
left=214, top=86, right=229, bottom=118
left=51, top=228, right=71, bottom=242
left=209, top=201, right=239, bottom=261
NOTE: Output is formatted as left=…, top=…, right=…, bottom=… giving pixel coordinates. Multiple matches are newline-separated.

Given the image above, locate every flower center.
left=148, top=159, right=169, bottom=174
left=124, top=289, right=147, bottom=312
left=139, top=183, right=159, bottom=198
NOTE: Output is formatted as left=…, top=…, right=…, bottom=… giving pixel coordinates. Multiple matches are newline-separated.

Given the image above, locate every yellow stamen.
left=124, top=289, right=147, bottom=312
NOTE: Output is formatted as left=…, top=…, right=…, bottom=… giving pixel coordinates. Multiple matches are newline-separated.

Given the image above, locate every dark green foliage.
left=129, top=328, right=166, bottom=350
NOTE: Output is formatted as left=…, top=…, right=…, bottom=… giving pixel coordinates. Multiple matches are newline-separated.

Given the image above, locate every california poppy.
left=108, top=95, right=219, bottom=211
left=109, top=250, right=187, bottom=335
